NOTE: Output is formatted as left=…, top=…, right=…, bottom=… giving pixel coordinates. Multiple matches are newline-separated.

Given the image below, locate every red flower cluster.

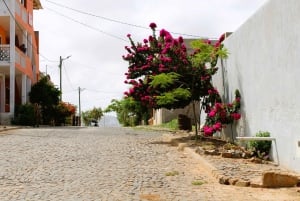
left=122, top=23, right=191, bottom=108
left=203, top=90, right=241, bottom=136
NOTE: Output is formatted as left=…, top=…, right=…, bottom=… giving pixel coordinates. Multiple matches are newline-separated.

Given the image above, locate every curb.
left=0, top=126, right=21, bottom=133
left=184, top=147, right=223, bottom=180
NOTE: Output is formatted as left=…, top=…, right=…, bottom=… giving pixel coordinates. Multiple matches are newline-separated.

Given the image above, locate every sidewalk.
left=0, top=125, right=20, bottom=133
left=162, top=132, right=300, bottom=189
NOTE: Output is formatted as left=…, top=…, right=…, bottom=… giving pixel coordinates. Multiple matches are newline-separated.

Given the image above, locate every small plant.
left=160, top=119, right=178, bottom=130
left=192, top=180, right=205, bottom=185
left=248, top=131, right=272, bottom=160
left=165, top=170, right=179, bottom=176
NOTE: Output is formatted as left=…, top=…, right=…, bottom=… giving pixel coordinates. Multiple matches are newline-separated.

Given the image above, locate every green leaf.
left=149, top=72, right=180, bottom=89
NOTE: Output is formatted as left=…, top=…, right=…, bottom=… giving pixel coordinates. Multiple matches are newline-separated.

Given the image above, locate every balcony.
left=0, top=44, right=29, bottom=69
left=15, top=46, right=29, bottom=69
left=0, top=45, right=10, bottom=62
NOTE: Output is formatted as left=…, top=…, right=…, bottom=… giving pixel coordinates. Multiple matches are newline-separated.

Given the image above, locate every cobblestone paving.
left=0, top=127, right=299, bottom=201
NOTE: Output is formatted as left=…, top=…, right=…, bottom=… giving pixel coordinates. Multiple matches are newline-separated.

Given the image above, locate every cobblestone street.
left=0, top=127, right=299, bottom=201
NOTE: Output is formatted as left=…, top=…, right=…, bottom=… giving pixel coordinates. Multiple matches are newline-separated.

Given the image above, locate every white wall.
left=214, top=0, right=300, bottom=172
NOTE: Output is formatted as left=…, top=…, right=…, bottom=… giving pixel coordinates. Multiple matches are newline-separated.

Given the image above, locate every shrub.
left=248, top=131, right=272, bottom=160
left=12, top=104, right=35, bottom=126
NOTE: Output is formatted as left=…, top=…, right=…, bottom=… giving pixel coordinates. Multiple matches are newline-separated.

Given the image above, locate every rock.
left=219, top=176, right=230, bottom=185
left=177, top=143, right=187, bottom=151
left=242, top=151, right=252, bottom=159
left=232, top=150, right=242, bottom=158
left=228, top=178, right=238, bottom=185
left=204, top=149, right=220, bottom=156
left=221, top=152, right=232, bottom=158
left=262, top=172, right=299, bottom=188
left=249, top=157, right=263, bottom=164
left=250, top=182, right=263, bottom=188
left=235, top=180, right=250, bottom=187
left=195, top=147, right=205, bottom=154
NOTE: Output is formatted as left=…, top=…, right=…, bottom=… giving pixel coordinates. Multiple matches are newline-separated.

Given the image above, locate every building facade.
left=212, top=0, right=300, bottom=172
left=0, top=0, right=41, bottom=124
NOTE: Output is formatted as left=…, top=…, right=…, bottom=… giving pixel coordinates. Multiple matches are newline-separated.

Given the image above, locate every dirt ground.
left=161, top=132, right=300, bottom=201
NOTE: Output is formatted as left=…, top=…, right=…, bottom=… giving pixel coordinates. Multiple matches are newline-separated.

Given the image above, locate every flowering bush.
left=123, top=22, right=232, bottom=135
left=123, top=22, right=228, bottom=110
left=203, top=89, right=241, bottom=136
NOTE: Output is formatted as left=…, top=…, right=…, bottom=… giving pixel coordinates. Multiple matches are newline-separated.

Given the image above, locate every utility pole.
left=58, top=55, right=71, bottom=101
left=78, top=87, right=85, bottom=126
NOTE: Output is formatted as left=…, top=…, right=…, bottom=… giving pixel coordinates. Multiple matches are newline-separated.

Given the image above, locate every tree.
left=82, top=107, right=103, bottom=126
left=123, top=23, right=228, bottom=136
left=105, top=98, right=150, bottom=126
left=54, top=102, right=77, bottom=125
left=29, top=76, right=60, bottom=124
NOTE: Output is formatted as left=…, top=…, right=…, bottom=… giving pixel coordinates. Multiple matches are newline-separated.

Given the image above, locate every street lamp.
left=58, top=55, right=71, bottom=101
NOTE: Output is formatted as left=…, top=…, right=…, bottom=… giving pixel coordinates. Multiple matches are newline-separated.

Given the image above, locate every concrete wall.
left=153, top=102, right=200, bottom=125
left=213, top=0, right=300, bottom=172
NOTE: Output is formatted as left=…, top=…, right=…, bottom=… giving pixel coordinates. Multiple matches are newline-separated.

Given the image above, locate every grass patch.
left=157, top=119, right=178, bottom=130
left=192, top=180, right=205, bottom=185
left=165, top=170, right=179, bottom=176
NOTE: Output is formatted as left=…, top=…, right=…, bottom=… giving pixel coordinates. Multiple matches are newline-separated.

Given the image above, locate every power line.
left=44, top=0, right=206, bottom=38
left=46, top=7, right=128, bottom=42
left=63, top=62, right=75, bottom=90
left=45, top=0, right=149, bottom=30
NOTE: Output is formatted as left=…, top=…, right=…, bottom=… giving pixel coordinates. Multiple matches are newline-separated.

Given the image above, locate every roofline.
left=33, top=0, right=43, bottom=9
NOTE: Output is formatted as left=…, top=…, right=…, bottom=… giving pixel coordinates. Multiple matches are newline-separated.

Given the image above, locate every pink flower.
left=214, top=42, right=221, bottom=48
left=127, top=34, right=131, bottom=38
left=215, top=103, right=222, bottom=110
left=203, top=126, right=214, bottom=136
left=178, top=36, right=183, bottom=43
left=143, top=39, right=148, bottom=43
left=159, top=29, right=170, bottom=37
left=149, top=22, right=157, bottom=29
left=213, top=122, right=222, bottom=131
left=231, top=113, right=241, bottom=120
left=204, top=39, right=211, bottom=44
left=129, top=88, right=135, bottom=94
left=208, top=110, right=216, bottom=117
left=219, top=33, right=225, bottom=43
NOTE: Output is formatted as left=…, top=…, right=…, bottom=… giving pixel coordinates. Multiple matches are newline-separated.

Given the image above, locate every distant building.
left=0, top=0, right=42, bottom=124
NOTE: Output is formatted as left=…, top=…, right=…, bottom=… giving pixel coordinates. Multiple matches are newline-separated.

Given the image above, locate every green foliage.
left=82, top=107, right=103, bottom=126
left=150, top=72, right=180, bottom=89
left=29, top=76, right=61, bottom=125
left=165, top=171, right=179, bottom=176
left=248, top=131, right=272, bottom=160
left=123, top=24, right=229, bottom=135
left=190, top=40, right=228, bottom=67
left=156, top=88, right=191, bottom=107
left=29, top=76, right=60, bottom=107
left=54, top=102, right=76, bottom=125
left=192, top=180, right=205, bottom=186
left=12, top=104, right=35, bottom=126
left=105, top=97, right=150, bottom=127
left=159, top=119, right=178, bottom=130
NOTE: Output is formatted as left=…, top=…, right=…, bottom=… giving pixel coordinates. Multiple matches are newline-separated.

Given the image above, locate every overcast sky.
left=33, top=0, right=268, bottom=113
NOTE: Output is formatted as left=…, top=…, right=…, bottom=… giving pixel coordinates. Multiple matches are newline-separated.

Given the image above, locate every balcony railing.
left=0, top=45, right=10, bottom=62
left=0, top=44, right=29, bottom=69
left=15, top=47, right=28, bottom=69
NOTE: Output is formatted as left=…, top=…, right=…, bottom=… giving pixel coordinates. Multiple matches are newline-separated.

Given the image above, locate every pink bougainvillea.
left=203, top=90, right=241, bottom=136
